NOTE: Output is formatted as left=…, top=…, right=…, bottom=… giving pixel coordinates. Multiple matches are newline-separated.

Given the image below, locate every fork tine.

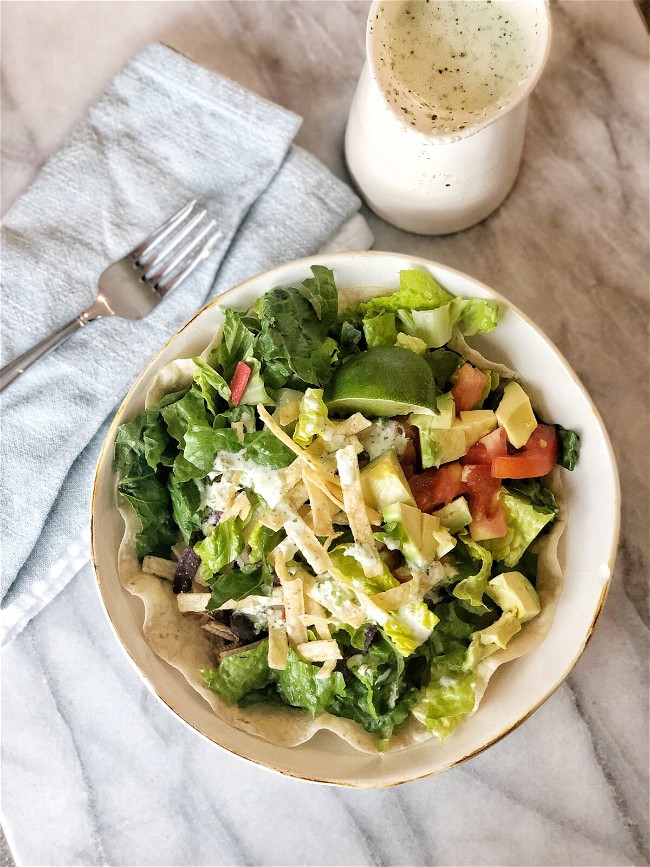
left=131, top=199, right=197, bottom=261
left=157, top=228, right=222, bottom=296
left=147, top=218, right=217, bottom=287
left=140, top=209, right=207, bottom=272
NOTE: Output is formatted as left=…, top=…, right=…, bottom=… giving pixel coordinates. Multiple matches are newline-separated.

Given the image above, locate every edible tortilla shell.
left=116, top=286, right=566, bottom=754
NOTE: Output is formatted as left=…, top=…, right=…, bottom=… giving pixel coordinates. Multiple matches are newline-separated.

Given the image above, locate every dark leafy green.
left=206, top=562, right=272, bottom=611
left=167, top=475, right=203, bottom=544
left=505, top=479, right=558, bottom=514
left=201, top=640, right=273, bottom=704
left=556, top=425, right=581, bottom=471
left=117, top=455, right=177, bottom=558
left=424, top=348, right=463, bottom=389
left=276, top=648, right=346, bottom=716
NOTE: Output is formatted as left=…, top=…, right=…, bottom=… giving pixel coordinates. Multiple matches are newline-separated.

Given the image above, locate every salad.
left=114, top=267, right=580, bottom=748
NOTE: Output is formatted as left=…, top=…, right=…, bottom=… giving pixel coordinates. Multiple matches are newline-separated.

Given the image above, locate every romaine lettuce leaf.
left=276, top=648, right=346, bottom=716
left=329, top=546, right=399, bottom=595
left=329, top=630, right=420, bottom=743
left=395, top=332, right=427, bottom=355
left=384, top=601, right=439, bottom=656
left=117, top=454, right=177, bottom=559
left=114, top=392, right=186, bottom=473
left=161, top=387, right=211, bottom=444
left=399, top=306, right=455, bottom=348
left=300, top=264, right=338, bottom=329
left=194, top=517, right=245, bottom=576
left=167, top=475, right=202, bottom=544
left=242, top=430, right=296, bottom=468
left=256, top=267, right=340, bottom=388
left=483, top=490, right=556, bottom=567
left=452, top=297, right=500, bottom=336
left=357, top=269, right=454, bottom=314
left=182, top=424, right=241, bottom=474
left=452, top=536, right=493, bottom=608
left=556, top=425, right=581, bottom=470
left=293, top=388, right=330, bottom=447
left=206, top=561, right=272, bottom=610
left=413, top=647, right=476, bottom=740
left=215, top=308, right=257, bottom=381
left=362, top=310, right=398, bottom=348
left=202, top=640, right=273, bottom=704
left=192, top=358, right=230, bottom=415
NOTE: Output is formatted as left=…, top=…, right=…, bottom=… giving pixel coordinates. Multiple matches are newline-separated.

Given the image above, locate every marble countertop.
left=1, top=2, right=648, bottom=865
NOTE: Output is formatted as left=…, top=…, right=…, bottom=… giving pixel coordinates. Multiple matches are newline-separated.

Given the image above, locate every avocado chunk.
left=360, top=449, right=416, bottom=512
left=433, top=496, right=472, bottom=534
left=409, top=392, right=455, bottom=431
left=421, top=512, right=456, bottom=559
left=495, top=382, right=537, bottom=448
left=487, top=570, right=541, bottom=622
left=465, top=611, right=522, bottom=666
left=412, top=419, right=467, bottom=468
left=458, top=410, right=497, bottom=449
left=382, top=502, right=455, bottom=568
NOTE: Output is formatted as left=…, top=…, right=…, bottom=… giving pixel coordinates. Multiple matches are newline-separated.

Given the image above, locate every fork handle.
left=0, top=315, right=87, bottom=391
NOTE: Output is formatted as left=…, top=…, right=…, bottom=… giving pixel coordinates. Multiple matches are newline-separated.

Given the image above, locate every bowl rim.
left=91, top=249, right=621, bottom=787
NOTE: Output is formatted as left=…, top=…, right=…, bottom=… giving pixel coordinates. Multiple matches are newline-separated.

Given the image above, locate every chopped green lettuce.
left=395, top=332, right=427, bottom=355
left=362, top=310, right=398, bottom=348
left=452, top=536, right=494, bottom=608
left=276, top=648, right=346, bottom=716
left=206, top=562, right=272, bottom=610
left=256, top=266, right=339, bottom=388
left=399, top=306, right=455, bottom=348
left=556, top=425, right=581, bottom=471
left=116, top=455, right=178, bottom=559
left=357, top=269, right=453, bottom=314
left=413, top=648, right=476, bottom=740
left=215, top=308, right=257, bottom=381
left=483, top=490, right=556, bottom=567
left=182, top=424, right=241, bottom=474
left=241, top=430, right=296, bottom=468
left=384, top=602, right=439, bottom=656
left=202, top=640, right=273, bottom=704
left=167, top=475, right=202, bottom=544
left=194, top=517, right=245, bottom=576
left=293, top=388, right=330, bottom=447
left=192, top=358, right=230, bottom=415
left=329, top=546, right=399, bottom=595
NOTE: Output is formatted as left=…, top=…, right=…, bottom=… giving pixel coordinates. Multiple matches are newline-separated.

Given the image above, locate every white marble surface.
left=1, top=2, right=648, bottom=865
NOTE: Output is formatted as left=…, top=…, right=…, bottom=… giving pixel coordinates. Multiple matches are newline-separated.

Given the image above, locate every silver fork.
left=0, top=200, right=220, bottom=391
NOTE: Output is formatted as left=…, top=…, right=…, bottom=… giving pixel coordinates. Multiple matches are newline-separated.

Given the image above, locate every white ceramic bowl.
left=91, top=252, right=619, bottom=787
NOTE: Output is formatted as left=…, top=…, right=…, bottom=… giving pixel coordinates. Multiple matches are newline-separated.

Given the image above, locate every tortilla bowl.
left=91, top=251, right=619, bottom=786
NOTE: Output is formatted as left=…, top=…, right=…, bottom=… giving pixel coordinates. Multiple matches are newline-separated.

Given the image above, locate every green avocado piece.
left=360, top=449, right=416, bottom=512
left=495, top=382, right=537, bottom=448
left=433, top=496, right=472, bottom=534
left=487, top=571, right=541, bottom=622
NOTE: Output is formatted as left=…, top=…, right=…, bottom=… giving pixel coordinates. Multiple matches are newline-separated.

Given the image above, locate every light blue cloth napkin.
left=0, top=43, right=361, bottom=640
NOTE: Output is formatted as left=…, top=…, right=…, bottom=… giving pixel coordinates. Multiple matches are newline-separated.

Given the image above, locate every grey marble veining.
left=1, top=2, right=648, bottom=866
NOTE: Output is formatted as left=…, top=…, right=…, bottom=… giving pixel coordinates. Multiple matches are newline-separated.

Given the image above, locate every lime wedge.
left=324, top=346, right=439, bottom=417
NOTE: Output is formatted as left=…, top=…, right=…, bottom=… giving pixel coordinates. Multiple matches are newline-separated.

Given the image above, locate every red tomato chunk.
left=451, top=364, right=488, bottom=412
left=229, top=361, right=252, bottom=407
left=491, top=424, right=558, bottom=479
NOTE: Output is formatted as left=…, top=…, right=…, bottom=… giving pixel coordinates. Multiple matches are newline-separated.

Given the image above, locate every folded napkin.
left=0, top=43, right=363, bottom=642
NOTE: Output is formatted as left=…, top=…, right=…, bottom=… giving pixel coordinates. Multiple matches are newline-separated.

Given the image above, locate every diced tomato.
left=409, top=462, right=464, bottom=512
left=463, top=426, right=508, bottom=465
left=491, top=424, right=558, bottom=479
left=451, top=364, right=488, bottom=412
left=229, top=361, right=252, bottom=407
left=462, top=464, right=507, bottom=540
